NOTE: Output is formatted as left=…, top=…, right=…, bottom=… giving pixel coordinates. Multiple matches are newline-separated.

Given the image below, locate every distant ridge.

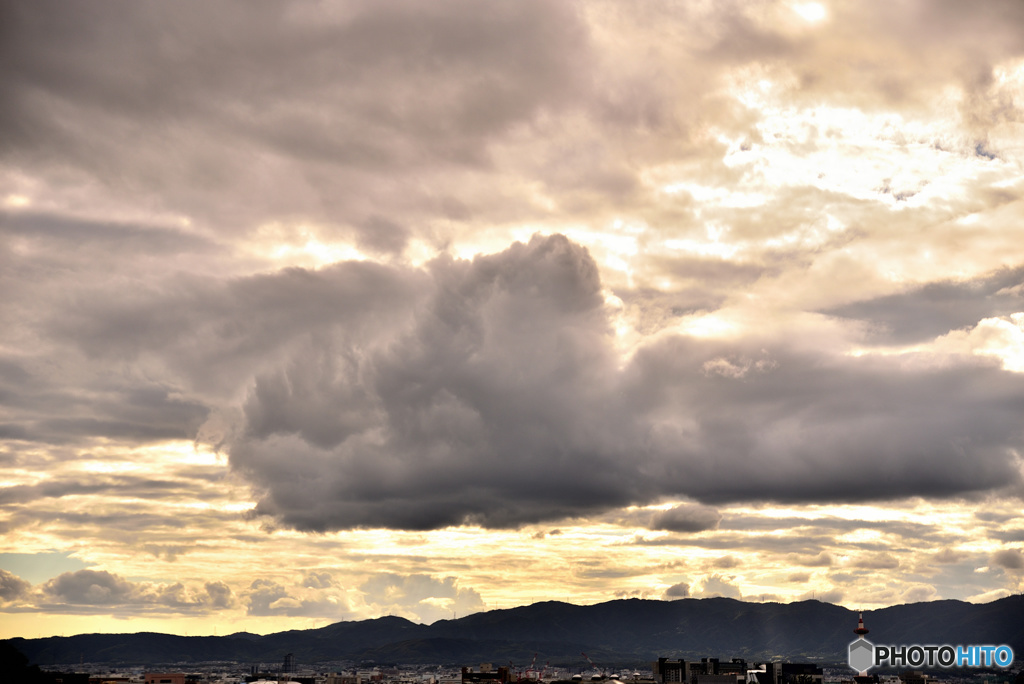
left=6, top=595, right=1024, bottom=667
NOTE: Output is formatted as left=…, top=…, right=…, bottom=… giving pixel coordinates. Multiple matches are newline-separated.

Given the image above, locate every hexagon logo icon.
left=849, top=639, right=875, bottom=673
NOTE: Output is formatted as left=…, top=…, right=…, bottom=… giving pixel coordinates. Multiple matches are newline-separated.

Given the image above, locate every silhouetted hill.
left=6, top=595, right=1024, bottom=667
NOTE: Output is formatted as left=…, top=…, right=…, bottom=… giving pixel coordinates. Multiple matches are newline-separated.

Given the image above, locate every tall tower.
left=854, top=612, right=869, bottom=638
left=850, top=612, right=871, bottom=676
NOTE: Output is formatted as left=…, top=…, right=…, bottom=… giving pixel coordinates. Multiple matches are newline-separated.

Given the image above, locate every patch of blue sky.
left=0, top=551, right=92, bottom=584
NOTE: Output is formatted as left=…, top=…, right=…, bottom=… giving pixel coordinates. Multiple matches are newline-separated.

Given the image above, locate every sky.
left=2, top=0, right=1024, bottom=641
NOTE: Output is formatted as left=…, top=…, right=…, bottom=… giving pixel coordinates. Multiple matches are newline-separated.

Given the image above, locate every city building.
left=145, top=675, right=186, bottom=684
left=655, top=658, right=813, bottom=684
left=462, top=665, right=513, bottom=684
left=780, top=664, right=823, bottom=684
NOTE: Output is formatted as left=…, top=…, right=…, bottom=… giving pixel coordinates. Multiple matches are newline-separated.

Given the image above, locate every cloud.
left=0, top=367, right=209, bottom=447
left=787, top=553, right=834, bottom=568
left=303, top=572, right=336, bottom=590
left=223, top=235, right=1024, bottom=532
left=0, top=569, right=30, bottom=602
left=712, top=555, right=740, bottom=569
left=244, top=578, right=348, bottom=618
left=856, top=553, right=900, bottom=570
left=650, top=505, right=722, bottom=533
left=933, top=548, right=970, bottom=564
left=204, top=581, right=236, bottom=609
left=0, top=1, right=593, bottom=234
left=901, top=584, right=939, bottom=603
left=991, top=548, right=1024, bottom=571
left=42, top=256, right=424, bottom=400
left=0, top=474, right=205, bottom=506
left=230, top=235, right=624, bottom=530
left=3, top=0, right=1024, bottom=633
left=360, top=574, right=485, bottom=624
left=30, top=569, right=236, bottom=615
left=696, top=574, right=742, bottom=599
left=825, top=266, right=1024, bottom=345
left=43, top=569, right=137, bottom=605
left=664, top=582, right=690, bottom=599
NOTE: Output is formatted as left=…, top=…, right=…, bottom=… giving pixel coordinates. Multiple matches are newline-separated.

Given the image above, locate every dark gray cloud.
left=664, top=581, right=690, bottom=599
left=46, top=259, right=423, bottom=396
left=991, top=548, right=1024, bottom=571
left=649, top=504, right=722, bottom=533
left=824, top=265, right=1024, bottom=344
left=232, top=234, right=627, bottom=530
left=0, top=468, right=233, bottom=512
left=223, top=234, right=1024, bottom=531
left=0, top=237, right=423, bottom=451
left=0, top=350, right=209, bottom=447
left=0, top=475, right=182, bottom=505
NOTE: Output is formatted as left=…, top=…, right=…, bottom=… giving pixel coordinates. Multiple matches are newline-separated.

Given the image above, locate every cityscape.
left=4, top=648, right=1022, bottom=684
left=4, top=602, right=1023, bottom=684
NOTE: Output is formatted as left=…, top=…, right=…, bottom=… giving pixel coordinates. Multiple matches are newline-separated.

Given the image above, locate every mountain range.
left=6, top=595, right=1024, bottom=668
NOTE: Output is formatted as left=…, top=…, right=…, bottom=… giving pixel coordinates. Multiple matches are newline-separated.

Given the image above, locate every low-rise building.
left=145, top=674, right=186, bottom=684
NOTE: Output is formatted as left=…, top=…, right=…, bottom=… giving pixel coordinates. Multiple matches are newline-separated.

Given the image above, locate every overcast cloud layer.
left=3, top=0, right=1024, bottom=636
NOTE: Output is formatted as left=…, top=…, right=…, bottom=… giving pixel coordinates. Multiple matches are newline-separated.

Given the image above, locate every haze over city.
left=2, top=0, right=1024, bottom=641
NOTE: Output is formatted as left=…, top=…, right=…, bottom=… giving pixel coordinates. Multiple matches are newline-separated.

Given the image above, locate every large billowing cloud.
left=227, top=234, right=1024, bottom=531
